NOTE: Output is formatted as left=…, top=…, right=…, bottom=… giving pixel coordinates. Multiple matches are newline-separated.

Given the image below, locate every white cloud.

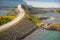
left=26, top=1, right=60, bottom=8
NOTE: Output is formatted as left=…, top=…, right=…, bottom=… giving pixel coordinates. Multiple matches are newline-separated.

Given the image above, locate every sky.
left=24, top=0, right=60, bottom=3
left=24, top=0, right=60, bottom=8
left=0, top=0, right=25, bottom=8
left=0, top=0, right=60, bottom=8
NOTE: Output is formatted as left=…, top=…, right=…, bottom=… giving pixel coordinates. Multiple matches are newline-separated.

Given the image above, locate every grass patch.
left=25, top=14, right=41, bottom=25
left=56, top=8, right=60, bottom=13
left=46, top=22, right=60, bottom=31
left=0, top=16, right=15, bottom=25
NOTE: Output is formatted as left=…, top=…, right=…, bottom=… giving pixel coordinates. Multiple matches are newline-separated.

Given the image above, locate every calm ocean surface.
left=0, top=10, right=9, bottom=15
left=24, top=29, right=60, bottom=40
left=33, top=13, right=60, bottom=23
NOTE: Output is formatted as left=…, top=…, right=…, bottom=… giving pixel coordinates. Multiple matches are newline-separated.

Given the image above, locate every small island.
left=43, top=22, right=60, bottom=31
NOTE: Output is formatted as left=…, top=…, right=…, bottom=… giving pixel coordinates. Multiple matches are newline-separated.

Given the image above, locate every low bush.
left=56, top=8, right=60, bottom=13
left=46, top=22, right=60, bottom=31
left=0, top=16, right=15, bottom=25
left=25, top=14, right=41, bottom=25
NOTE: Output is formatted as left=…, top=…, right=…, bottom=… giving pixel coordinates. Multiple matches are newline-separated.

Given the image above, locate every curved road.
left=0, top=4, right=25, bottom=32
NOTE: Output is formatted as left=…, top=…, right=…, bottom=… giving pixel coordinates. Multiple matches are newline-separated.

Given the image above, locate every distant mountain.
left=0, top=0, right=32, bottom=8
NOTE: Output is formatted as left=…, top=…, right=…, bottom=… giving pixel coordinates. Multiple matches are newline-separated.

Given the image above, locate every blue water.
left=43, top=18, right=60, bottom=23
left=24, top=29, right=60, bottom=40
left=0, top=10, right=9, bottom=15
left=24, top=13, right=60, bottom=40
left=33, top=13, right=60, bottom=17
left=33, top=13, right=60, bottom=23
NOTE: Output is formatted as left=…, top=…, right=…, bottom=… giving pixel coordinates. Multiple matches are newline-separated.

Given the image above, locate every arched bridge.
left=0, top=4, right=36, bottom=40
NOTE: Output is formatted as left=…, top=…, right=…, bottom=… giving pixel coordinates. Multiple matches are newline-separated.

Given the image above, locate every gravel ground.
left=0, top=17, right=36, bottom=40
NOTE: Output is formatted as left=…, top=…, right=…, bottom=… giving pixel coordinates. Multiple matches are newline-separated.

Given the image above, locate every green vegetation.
left=0, top=16, right=15, bottom=25
left=25, top=14, right=41, bottom=25
left=56, top=8, right=60, bottom=13
left=46, top=22, right=60, bottom=31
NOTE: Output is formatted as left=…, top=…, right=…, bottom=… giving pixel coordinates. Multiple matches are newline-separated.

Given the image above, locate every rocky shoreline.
left=41, top=22, right=60, bottom=31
